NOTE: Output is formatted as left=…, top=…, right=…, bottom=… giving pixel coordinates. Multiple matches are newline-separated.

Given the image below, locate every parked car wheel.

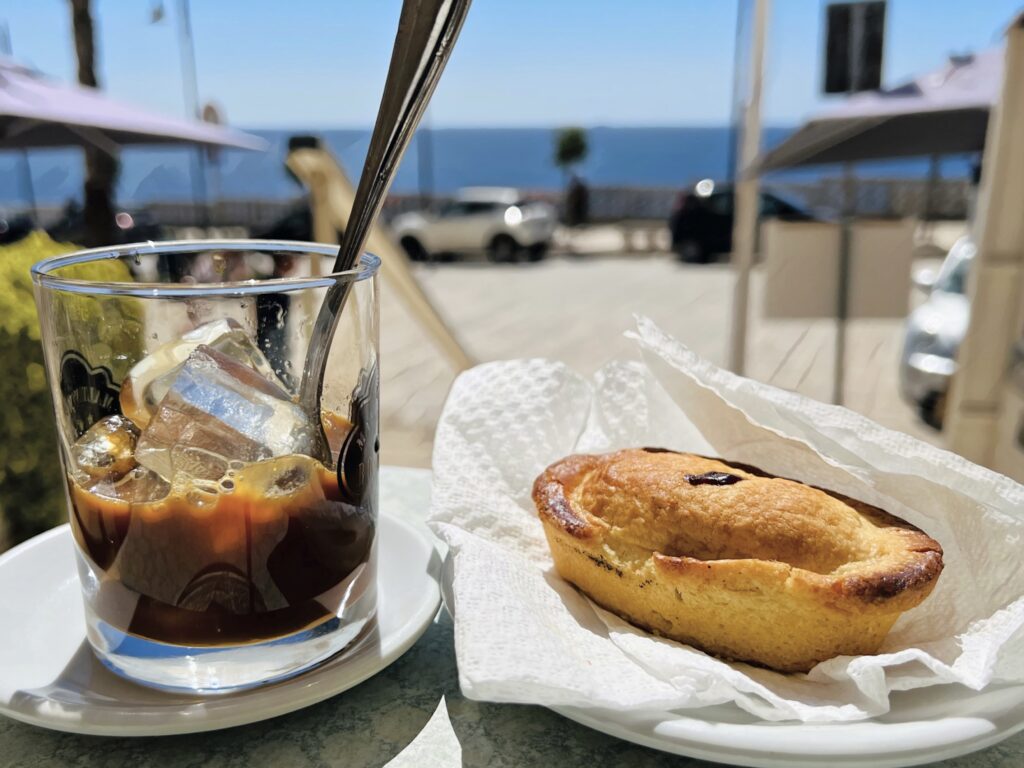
left=918, top=391, right=947, bottom=431
left=488, top=234, right=520, bottom=263
left=526, top=242, right=548, bottom=262
left=400, top=236, right=430, bottom=262
left=675, top=238, right=707, bottom=264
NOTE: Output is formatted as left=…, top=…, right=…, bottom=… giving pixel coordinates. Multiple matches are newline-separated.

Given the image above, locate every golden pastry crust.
left=532, top=448, right=944, bottom=673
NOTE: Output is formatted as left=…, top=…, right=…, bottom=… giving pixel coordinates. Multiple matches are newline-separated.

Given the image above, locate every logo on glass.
left=59, top=351, right=121, bottom=438
left=338, top=362, right=380, bottom=507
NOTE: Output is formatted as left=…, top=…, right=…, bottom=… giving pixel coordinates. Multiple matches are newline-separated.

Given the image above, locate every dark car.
left=0, top=215, right=33, bottom=245
left=668, top=180, right=813, bottom=263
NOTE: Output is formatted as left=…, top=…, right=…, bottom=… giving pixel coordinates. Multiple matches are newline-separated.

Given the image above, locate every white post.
left=946, top=14, right=1024, bottom=466
left=729, top=0, right=770, bottom=375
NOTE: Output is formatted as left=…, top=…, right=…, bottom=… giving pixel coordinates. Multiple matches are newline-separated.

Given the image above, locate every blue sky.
left=2, top=0, right=1021, bottom=128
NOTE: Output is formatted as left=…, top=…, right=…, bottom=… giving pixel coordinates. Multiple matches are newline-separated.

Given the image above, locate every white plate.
left=440, top=555, right=1024, bottom=768
left=0, top=512, right=441, bottom=736
left=553, top=688, right=1024, bottom=768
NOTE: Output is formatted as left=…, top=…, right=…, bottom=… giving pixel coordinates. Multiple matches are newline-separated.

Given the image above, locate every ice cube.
left=169, top=444, right=231, bottom=484
left=88, top=465, right=171, bottom=504
left=120, top=318, right=284, bottom=429
left=234, top=454, right=314, bottom=499
left=135, top=345, right=316, bottom=482
left=70, top=415, right=139, bottom=481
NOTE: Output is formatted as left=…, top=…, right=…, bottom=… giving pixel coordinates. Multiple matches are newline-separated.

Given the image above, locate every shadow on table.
left=7, top=614, right=385, bottom=726
left=1, top=612, right=693, bottom=767
left=4, top=610, right=1023, bottom=767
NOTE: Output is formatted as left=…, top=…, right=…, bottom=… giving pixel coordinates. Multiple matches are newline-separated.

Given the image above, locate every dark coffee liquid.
left=68, top=453, right=375, bottom=647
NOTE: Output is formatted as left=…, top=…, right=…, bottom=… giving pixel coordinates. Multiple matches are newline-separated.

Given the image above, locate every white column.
left=946, top=15, right=1024, bottom=466
left=729, top=0, right=771, bottom=375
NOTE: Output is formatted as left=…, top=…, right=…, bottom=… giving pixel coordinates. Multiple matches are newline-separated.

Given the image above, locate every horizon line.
left=234, top=122, right=801, bottom=133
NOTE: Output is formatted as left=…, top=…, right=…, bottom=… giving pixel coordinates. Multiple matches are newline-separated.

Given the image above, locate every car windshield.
left=935, top=241, right=974, bottom=295
left=706, top=193, right=733, bottom=215
left=442, top=200, right=500, bottom=216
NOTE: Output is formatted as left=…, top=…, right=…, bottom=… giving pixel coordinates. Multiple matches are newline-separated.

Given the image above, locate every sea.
left=0, top=126, right=975, bottom=208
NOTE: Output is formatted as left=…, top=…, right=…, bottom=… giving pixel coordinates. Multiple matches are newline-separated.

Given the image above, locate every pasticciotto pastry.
left=532, top=448, right=944, bottom=672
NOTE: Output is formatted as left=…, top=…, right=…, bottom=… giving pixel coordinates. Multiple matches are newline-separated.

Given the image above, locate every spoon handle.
left=300, top=0, right=472, bottom=429
left=337, top=0, right=472, bottom=275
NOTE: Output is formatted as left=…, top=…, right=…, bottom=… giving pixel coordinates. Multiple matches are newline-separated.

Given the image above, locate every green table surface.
left=3, top=468, right=1023, bottom=768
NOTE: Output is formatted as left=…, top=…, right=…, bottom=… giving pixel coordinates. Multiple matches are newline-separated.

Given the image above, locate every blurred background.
left=2, top=0, right=1024, bottom=550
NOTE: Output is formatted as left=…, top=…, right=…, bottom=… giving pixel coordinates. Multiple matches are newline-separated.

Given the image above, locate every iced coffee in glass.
left=31, top=241, right=379, bottom=693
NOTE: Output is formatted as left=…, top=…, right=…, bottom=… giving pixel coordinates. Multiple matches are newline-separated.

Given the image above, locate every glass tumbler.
left=30, top=240, right=380, bottom=693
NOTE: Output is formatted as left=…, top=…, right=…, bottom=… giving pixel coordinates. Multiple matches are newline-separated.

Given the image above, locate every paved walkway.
left=378, top=253, right=940, bottom=468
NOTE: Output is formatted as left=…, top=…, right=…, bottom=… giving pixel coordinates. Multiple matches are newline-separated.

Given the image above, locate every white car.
left=390, top=187, right=557, bottom=262
left=899, top=236, right=974, bottom=428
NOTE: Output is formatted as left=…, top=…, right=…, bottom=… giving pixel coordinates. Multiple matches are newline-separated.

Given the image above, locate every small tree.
left=554, top=127, right=588, bottom=181
left=554, top=128, right=589, bottom=226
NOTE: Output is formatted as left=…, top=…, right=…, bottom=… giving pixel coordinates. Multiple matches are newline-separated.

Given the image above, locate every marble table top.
left=2, top=468, right=1023, bottom=768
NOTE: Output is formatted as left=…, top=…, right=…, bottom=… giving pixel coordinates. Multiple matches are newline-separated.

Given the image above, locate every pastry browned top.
left=532, top=449, right=944, bottom=607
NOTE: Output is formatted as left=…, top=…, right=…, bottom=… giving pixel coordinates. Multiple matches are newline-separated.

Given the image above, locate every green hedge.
left=0, top=233, right=138, bottom=550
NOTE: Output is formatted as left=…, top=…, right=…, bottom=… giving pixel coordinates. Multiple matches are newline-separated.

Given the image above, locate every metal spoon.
left=299, top=0, right=472, bottom=462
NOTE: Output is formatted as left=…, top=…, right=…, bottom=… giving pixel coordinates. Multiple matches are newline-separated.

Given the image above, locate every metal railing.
left=0, top=177, right=971, bottom=231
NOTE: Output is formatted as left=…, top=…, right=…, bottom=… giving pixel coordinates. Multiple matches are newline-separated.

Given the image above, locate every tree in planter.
left=554, top=127, right=588, bottom=178
left=553, top=127, right=589, bottom=226
left=70, top=0, right=119, bottom=247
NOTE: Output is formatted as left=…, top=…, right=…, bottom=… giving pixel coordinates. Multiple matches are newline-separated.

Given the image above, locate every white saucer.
left=440, top=555, right=1024, bottom=768
left=0, top=512, right=441, bottom=736
left=552, top=687, right=1024, bottom=768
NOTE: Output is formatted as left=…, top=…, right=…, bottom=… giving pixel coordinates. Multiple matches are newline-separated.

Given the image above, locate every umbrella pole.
left=19, top=150, right=38, bottom=226
left=191, top=147, right=210, bottom=227
left=918, top=154, right=941, bottom=245
left=418, top=109, right=435, bottom=209
left=833, top=163, right=855, bottom=405
left=925, top=154, right=940, bottom=221
left=176, top=0, right=210, bottom=227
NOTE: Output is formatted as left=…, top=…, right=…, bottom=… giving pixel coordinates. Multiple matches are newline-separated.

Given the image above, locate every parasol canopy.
left=0, top=56, right=265, bottom=151
left=760, top=48, right=1001, bottom=171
